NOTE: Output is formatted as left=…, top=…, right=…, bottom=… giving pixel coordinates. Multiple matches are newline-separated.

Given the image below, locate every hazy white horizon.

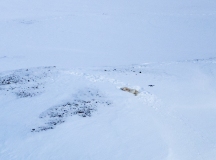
left=1, top=0, right=216, bottom=71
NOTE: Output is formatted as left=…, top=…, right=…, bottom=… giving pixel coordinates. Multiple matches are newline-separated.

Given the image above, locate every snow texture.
left=0, top=0, right=216, bottom=160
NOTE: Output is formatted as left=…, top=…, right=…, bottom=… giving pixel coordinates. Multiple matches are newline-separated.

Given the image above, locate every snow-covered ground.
left=1, top=0, right=216, bottom=70
left=0, top=1, right=216, bottom=160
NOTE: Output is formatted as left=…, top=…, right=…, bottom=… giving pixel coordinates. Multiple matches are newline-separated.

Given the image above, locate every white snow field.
left=1, top=0, right=216, bottom=160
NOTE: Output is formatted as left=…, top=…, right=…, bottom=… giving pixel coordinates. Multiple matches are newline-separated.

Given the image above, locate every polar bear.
left=120, top=87, right=139, bottom=96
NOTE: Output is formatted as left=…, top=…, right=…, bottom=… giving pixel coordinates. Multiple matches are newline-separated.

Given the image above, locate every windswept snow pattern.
left=1, top=59, right=216, bottom=160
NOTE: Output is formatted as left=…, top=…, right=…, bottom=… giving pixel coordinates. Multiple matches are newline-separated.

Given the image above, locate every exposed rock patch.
left=32, top=88, right=112, bottom=132
left=0, top=66, right=56, bottom=98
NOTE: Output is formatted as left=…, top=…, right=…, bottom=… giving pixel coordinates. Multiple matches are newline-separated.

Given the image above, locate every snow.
left=1, top=0, right=216, bottom=70
left=1, top=0, right=216, bottom=160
